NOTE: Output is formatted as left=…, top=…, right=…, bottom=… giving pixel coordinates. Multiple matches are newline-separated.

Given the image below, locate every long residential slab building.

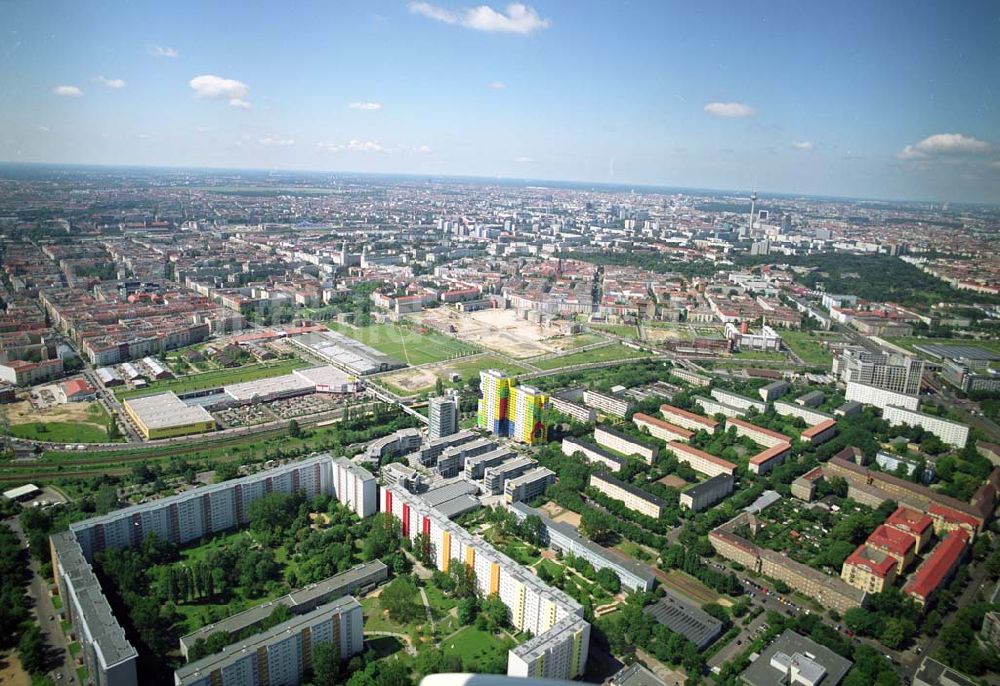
left=381, top=484, right=590, bottom=680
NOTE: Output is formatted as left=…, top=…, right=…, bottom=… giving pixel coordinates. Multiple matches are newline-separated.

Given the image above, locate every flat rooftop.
left=740, top=629, right=852, bottom=686
left=124, top=391, right=215, bottom=429
left=643, top=590, right=723, bottom=650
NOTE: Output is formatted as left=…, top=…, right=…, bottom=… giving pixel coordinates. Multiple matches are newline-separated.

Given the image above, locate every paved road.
left=8, top=518, right=77, bottom=684
left=707, top=609, right=768, bottom=671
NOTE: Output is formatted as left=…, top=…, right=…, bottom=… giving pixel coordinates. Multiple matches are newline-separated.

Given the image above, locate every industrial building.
left=643, top=590, right=723, bottom=651
left=124, top=391, right=217, bottom=440
left=288, top=330, right=403, bottom=375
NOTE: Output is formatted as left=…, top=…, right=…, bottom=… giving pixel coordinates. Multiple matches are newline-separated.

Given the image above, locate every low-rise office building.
left=589, top=472, right=666, bottom=519
left=679, top=473, right=734, bottom=512
left=483, top=456, right=536, bottom=495
left=913, top=657, right=978, bottom=686
left=740, top=630, right=852, bottom=686
left=504, top=467, right=556, bottom=504
left=464, top=447, right=515, bottom=480
left=594, top=424, right=658, bottom=463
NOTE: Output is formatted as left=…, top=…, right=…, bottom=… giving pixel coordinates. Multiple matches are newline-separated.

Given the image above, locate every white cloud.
left=318, top=140, right=387, bottom=153
left=408, top=2, right=550, bottom=35
left=488, top=81, right=507, bottom=89
left=703, top=102, right=755, bottom=118
left=190, top=75, right=251, bottom=108
left=53, top=85, right=83, bottom=97
left=97, top=76, right=125, bottom=89
left=349, top=101, right=383, bottom=111
left=258, top=136, right=295, bottom=146
left=514, top=156, right=534, bottom=163
left=37, top=125, right=50, bottom=132
left=898, top=133, right=992, bottom=160
left=792, top=141, right=814, bottom=151
left=149, top=45, right=179, bottom=58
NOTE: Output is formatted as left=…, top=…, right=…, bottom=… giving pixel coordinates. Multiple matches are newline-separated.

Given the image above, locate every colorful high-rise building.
left=477, top=369, right=547, bottom=444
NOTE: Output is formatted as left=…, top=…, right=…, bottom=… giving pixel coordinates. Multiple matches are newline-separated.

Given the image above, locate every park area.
left=5, top=400, right=116, bottom=443
left=779, top=330, right=837, bottom=366
left=115, top=358, right=309, bottom=400
left=326, top=321, right=478, bottom=365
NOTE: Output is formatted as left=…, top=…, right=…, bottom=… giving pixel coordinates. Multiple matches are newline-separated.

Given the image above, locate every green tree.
left=380, top=576, right=420, bottom=623
left=312, top=642, right=342, bottom=686
left=482, top=594, right=509, bottom=631
left=288, top=419, right=302, bottom=438
left=457, top=596, right=479, bottom=625
left=595, top=568, right=621, bottom=593
left=18, top=624, right=47, bottom=674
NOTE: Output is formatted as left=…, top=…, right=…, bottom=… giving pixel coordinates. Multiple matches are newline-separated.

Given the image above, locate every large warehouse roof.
left=124, top=392, right=214, bottom=430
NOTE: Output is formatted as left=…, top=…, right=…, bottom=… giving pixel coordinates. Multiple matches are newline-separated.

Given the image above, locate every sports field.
left=116, top=358, right=308, bottom=400
left=532, top=344, right=648, bottom=371
left=326, top=322, right=477, bottom=365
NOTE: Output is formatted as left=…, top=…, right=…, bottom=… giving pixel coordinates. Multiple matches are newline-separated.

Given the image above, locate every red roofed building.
left=885, top=506, right=933, bottom=553
left=667, top=441, right=736, bottom=478
left=801, top=418, right=838, bottom=445
left=865, top=524, right=916, bottom=573
left=61, top=379, right=96, bottom=402
left=660, top=403, right=719, bottom=432
left=928, top=504, right=980, bottom=540
left=841, top=544, right=898, bottom=593
left=904, top=530, right=970, bottom=606
left=748, top=442, right=793, bottom=476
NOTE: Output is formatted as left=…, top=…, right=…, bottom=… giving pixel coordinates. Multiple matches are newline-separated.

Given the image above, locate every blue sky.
left=2, top=1, right=998, bottom=202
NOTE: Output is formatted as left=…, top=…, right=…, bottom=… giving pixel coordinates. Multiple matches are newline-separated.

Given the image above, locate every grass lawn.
left=116, top=358, right=308, bottom=400
left=9, top=421, right=111, bottom=443
left=444, top=356, right=530, bottom=384
left=780, top=330, right=835, bottom=366
left=616, top=540, right=654, bottom=562
left=441, top=626, right=510, bottom=667
left=361, top=596, right=420, bottom=633
left=886, top=336, right=1000, bottom=356
left=68, top=642, right=81, bottom=657
left=551, top=333, right=607, bottom=350
left=532, top=344, right=648, bottom=371
left=588, top=323, right=640, bottom=339
left=51, top=595, right=63, bottom=610
left=327, top=322, right=478, bottom=365
left=731, top=350, right=788, bottom=361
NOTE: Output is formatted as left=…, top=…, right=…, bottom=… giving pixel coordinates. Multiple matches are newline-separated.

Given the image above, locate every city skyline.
left=2, top=0, right=999, bottom=203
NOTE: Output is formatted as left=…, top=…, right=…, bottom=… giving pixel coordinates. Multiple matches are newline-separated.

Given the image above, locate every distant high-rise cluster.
left=477, top=369, right=548, bottom=444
